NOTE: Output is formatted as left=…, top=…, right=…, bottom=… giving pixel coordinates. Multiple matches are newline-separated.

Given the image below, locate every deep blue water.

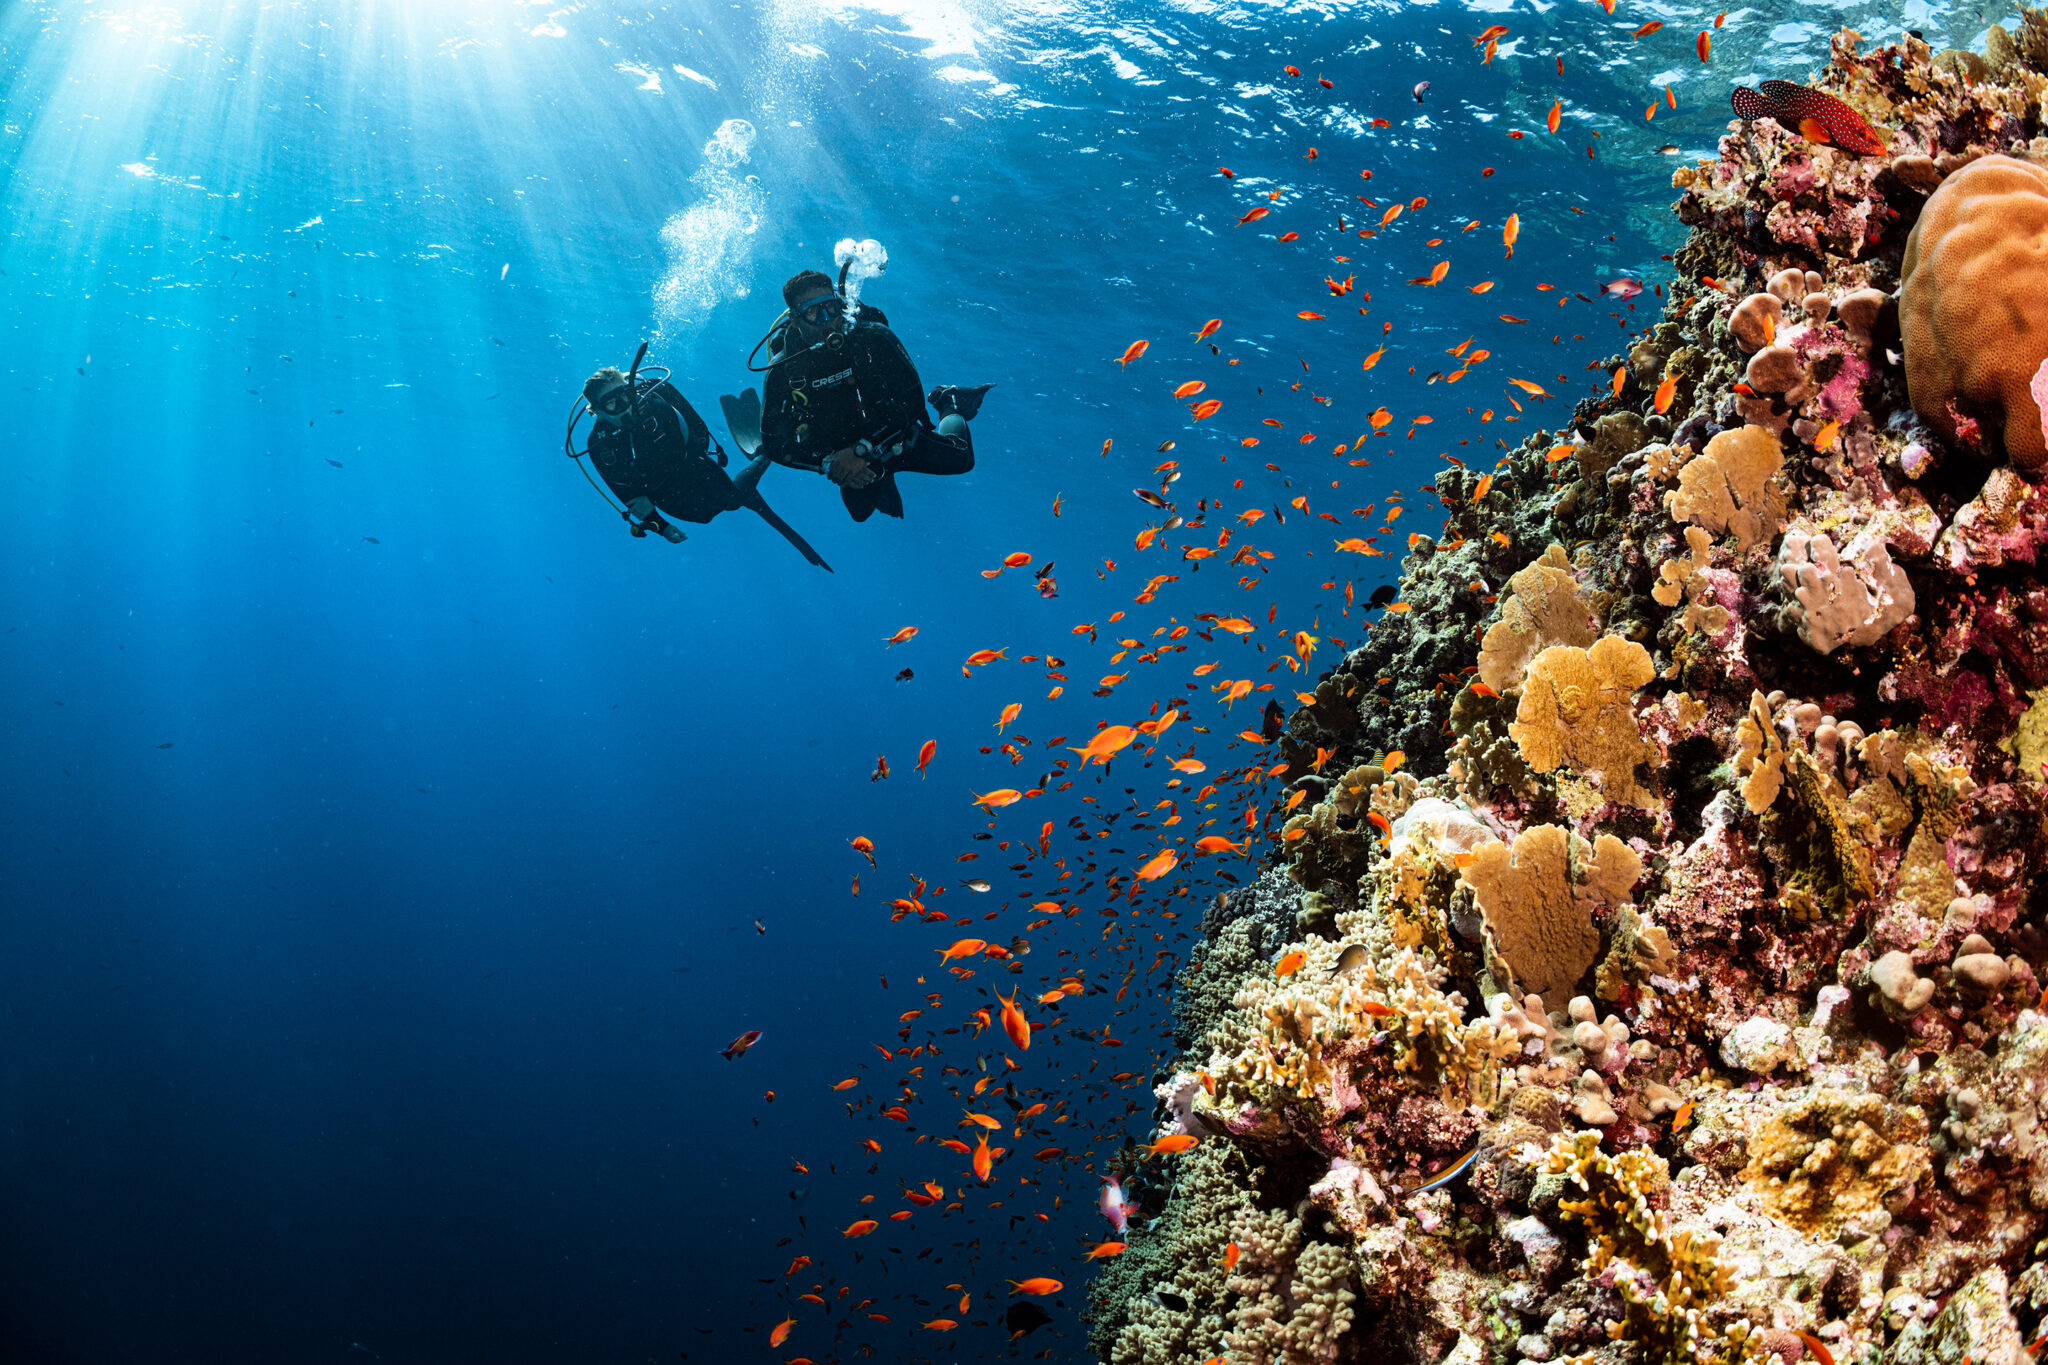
left=0, top=1, right=2007, bottom=1362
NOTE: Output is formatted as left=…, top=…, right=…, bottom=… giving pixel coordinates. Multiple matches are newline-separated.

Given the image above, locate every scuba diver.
left=565, top=346, right=831, bottom=571
left=730, top=268, right=991, bottom=522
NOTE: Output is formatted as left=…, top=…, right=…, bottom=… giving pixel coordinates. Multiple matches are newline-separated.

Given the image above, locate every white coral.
left=1776, top=520, right=1916, bottom=654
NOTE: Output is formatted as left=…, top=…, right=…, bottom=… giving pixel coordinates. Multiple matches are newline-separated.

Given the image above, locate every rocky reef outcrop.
left=1093, top=21, right=2048, bottom=1365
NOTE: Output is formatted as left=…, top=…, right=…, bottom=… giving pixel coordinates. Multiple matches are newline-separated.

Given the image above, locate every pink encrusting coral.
left=1089, top=17, right=2048, bottom=1365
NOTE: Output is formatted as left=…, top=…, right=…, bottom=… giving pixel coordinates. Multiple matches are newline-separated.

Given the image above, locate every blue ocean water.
left=0, top=1, right=2006, bottom=1362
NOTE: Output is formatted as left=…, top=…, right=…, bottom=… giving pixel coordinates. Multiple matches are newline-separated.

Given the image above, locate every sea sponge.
left=1460, top=824, right=1643, bottom=1005
left=1476, top=544, right=1602, bottom=695
left=1741, top=1087, right=1931, bottom=1237
left=1508, top=636, right=1659, bottom=807
left=1775, top=521, right=1917, bottom=653
left=1900, top=153, right=2048, bottom=474
left=1665, top=424, right=1788, bottom=553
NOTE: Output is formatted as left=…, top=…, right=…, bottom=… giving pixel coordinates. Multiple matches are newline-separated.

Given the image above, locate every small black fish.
left=1156, top=1291, right=1189, bottom=1312
left=155, top=742, right=174, bottom=749
left=896, top=668, right=914, bottom=683
left=362, top=536, right=380, bottom=544
left=1133, top=488, right=1169, bottom=508
left=325, top=459, right=343, bottom=468
left=1368, top=583, right=1398, bottom=607
left=1335, top=943, right=1369, bottom=975
left=1005, top=1301, right=1053, bottom=1337
left=1261, top=698, right=1285, bottom=743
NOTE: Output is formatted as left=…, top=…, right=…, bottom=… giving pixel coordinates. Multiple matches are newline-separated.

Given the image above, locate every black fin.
left=719, top=388, right=764, bottom=456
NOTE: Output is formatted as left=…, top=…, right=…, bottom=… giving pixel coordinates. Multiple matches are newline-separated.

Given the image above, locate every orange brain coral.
left=1900, top=154, right=2048, bottom=474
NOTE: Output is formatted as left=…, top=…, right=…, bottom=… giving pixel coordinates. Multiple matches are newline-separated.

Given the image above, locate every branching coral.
left=1543, top=1132, right=1755, bottom=1365
left=1223, top=1206, right=1357, bottom=1365
left=1508, top=635, right=1659, bottom=807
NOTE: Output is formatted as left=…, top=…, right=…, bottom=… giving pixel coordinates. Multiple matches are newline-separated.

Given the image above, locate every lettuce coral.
left=1508, top=635, right=1659, bottom=807
left=1460, top=824, right=1642, bottom=1005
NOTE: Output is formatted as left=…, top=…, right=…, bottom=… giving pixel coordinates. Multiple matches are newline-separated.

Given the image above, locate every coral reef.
left=1100, top=19, right=2048, bottom=1365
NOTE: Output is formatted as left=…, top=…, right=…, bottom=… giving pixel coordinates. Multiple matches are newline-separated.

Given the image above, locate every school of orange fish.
left=726, top=12, right=1851, bottom=1359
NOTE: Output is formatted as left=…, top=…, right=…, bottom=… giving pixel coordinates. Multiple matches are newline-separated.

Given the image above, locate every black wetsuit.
left=759, top=319, right=974, bottom=521
left=588, top=381, right=746, bottom=524
left=589, top=380, right=830, bottom=569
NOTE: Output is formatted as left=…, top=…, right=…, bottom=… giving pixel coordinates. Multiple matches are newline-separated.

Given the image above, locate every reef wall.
left=1093, top=21, right=2048, bottom=1365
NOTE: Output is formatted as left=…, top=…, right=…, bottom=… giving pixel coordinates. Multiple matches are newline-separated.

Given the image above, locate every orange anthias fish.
left=1502, top=213, right=1520, bottom=259
left=1546, top=99, right=1561, bottom=134
left=1633, top=20, right=1663, bottom=38
left=937, top=938, right=988, bottom=962
left=974, top=788, right=1023, bottom=809
left=1001, top=551, right=1032, bottom=567
left=850, top=835, right=877, bottom=866
left=1192, top=318, right=1221, bottom=341
left=1087, top=1242, right=1127, bottom=1260
left=770, top=1318, right=796, bottom=1347
left=1008, top=1278, right=1063, bottom=1295
left=964, top=647, right=1008, bottom=667
left=884, top=625, right=918, bottom=647
left=971, top=1132, right=994, bottom=1181
left=1194, top=835, right=1243, bottom=855
left=995, top=702, right=1021, bottom=733
left=1472, top=23, right=1508, bottom=44
left=999, top=989, right=1031, bottom=1050
left=844, top=1219, right=878, bottom=1237
left=1136, top=848, right=1180, bottom=880
left=1697, top=30, right=1711, bottom=61
left=1117, top=339, right=1150, bottom=367
left=1069, top=725, right=1139, bottom=765
left=1145, top=1134, right=1199, bottom=1157
left=1653, top=370, right=1678, bottom=413
left=1173, top=380, right=1207, bottom=398
left=1275, top=951, right=1306, bottom=976
left=1191, top=398, right=1223, bottom=420
left=916, top=738, right=937, bottom=777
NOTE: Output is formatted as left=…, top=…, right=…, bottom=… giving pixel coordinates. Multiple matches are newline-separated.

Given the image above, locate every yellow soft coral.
left=1477, top=544, right=1601, bottom=694
left=1664, top=424, right=1787, bottom=553
left=1731, top=690, right=1786, bottom=814
left=1460, top=824, right=1643, bottom=1005
left=1508, top=636, right=1658, bottom=807
left=1900, top=154, right=2048, bottom=473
